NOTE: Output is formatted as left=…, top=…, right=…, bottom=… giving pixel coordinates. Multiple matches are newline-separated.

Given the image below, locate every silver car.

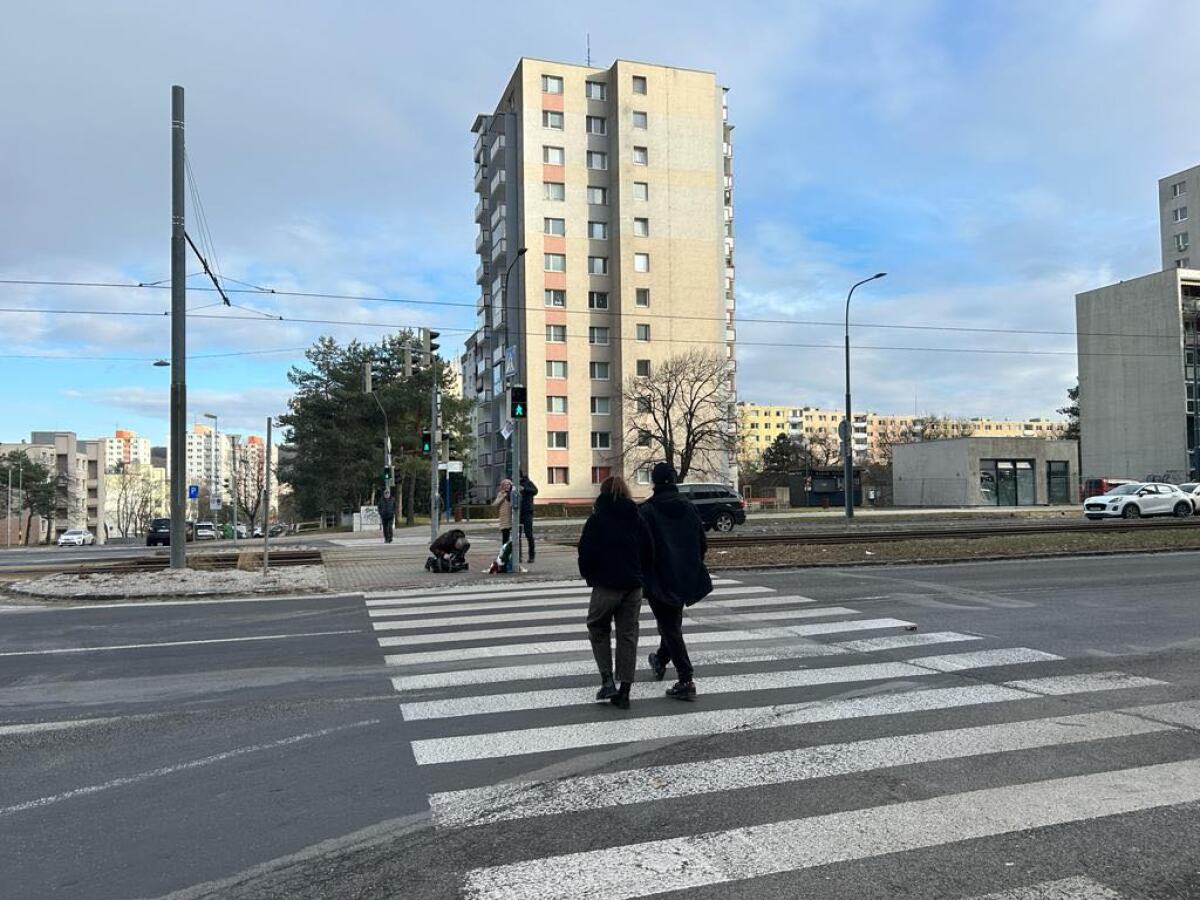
left=1177, top=482, right=1200, bottom=513
left=1083, top=482, right=1193, bottom=520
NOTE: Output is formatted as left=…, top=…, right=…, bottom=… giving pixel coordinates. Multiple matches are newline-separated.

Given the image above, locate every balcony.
left=473, top=131, right=484, bottom=162
left=489, top=168, right=506, bottom=196
left=725, top=328, right=736, bottom=342
left=474, top=163, right=487, bottom=192
left=475, top=260, right=489, bottom=285
left=725, top=290, right=735, bottom=311
left=489, top=134, right=506, bottom=164
left=474, top=196, right=489, bottom=224
left=490, top=203, right=505, bottom=233
left=475, top=229, right=489, bottom=254
left=491, top=237, right=507, bottom=263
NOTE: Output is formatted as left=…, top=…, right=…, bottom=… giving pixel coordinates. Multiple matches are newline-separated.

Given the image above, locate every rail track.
left=0, top=549, right=324, bottom=578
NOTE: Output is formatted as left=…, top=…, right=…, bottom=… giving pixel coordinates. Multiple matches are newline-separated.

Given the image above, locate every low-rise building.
left=893, top=437, right=1079, bottom=507
left=2, top=432, right=108, bottom=542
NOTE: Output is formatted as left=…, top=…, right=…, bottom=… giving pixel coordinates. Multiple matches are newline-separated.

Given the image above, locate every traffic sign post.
left=188, top=485, right=199, bottom=500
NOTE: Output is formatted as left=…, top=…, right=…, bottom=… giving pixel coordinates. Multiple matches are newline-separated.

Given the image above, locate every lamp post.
left=843, top=272, right=887, bottom=520
left=502, top=247, right=527, bottom=571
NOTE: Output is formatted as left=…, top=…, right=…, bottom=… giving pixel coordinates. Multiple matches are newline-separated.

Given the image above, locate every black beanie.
left=651, top=462, right=677, bottom=486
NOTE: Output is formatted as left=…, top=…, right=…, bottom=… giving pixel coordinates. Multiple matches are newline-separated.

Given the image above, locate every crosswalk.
left=363, top=576, right=1198, bottom=898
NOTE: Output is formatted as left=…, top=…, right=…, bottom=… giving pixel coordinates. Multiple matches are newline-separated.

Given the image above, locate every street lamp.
left=843, top=272, right=887, bottom=520
left=502, top=247, right=527, bottom=570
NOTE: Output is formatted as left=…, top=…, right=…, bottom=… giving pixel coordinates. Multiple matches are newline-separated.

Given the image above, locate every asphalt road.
left=3, top=552, right=1200, bottom=898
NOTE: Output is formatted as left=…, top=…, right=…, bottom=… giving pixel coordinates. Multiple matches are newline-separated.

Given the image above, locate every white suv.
left=1083, top=482, right=1193, bottom=520
left=57, top=528, right=95, bottom=546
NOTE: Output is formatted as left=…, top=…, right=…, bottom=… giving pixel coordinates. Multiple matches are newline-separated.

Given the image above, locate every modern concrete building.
left=1076, top=268, right=1200, bottom=482
left=1, top=432, right=108, bottom=541
left=103, top=428, right=152, bottom=471
left=1160, top=165, right=1198, bottom=271
left=465, top=57, right=736, bottom=502
left=893, top=437, right=1079, bottom=507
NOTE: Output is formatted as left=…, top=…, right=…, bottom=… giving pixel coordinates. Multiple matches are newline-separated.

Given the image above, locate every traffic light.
left=382, top=468, right=392, bottom=482
left=421, top=430, right=433, bottom=456
left=363, top=361, right=373, bottom=393
left=421, top=328, right=440, bottom=358
left=510, top=386, right=527, bottom=419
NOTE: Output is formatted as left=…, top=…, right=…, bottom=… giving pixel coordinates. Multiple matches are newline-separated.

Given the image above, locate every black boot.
left=610, top=681, right=631, bottom=710
left=595, top=675, right=618, bottom=701
left=666, top=680, right=696, bottom=701
left=648, top=652, right=667, bottom=681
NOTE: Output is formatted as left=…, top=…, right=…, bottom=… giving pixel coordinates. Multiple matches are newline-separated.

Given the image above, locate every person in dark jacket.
left=428, top=528, right=470, bottom=571
left=578, top=475, right=655, bottom=709
left=519, top=471, right=539, bottom=563
left=639, top=462, right=712, bottom=700
left=377, top=488, right=397, bottom=544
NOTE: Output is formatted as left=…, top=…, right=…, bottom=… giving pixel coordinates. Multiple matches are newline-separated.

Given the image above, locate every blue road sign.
left=188, top=484, right=199, bottom=499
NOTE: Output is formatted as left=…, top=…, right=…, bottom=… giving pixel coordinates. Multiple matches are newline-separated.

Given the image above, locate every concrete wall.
left=1076, top=270, right=1189, bottom=482
left=894, top=438, right=1080, bottom=507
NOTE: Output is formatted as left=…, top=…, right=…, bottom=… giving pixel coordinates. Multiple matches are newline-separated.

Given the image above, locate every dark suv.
left=676, top=483, right=747, bottom=532
left=146, top=519, right=194, bottom=546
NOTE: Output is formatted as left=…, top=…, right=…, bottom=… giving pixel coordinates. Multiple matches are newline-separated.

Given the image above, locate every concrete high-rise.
left=1160, top=165, right=1199, bottom=271
left=464, top=58, right=736, bottom=502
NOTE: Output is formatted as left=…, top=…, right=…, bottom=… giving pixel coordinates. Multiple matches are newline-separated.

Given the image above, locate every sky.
left=3, top=0, right=1199, bottom=444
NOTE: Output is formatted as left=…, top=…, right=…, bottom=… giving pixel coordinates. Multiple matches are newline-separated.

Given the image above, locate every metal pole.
left=500, top=248, right=526, bottom=571
left=1192, top=309, right=1199, bottom=478
left=430, top=361, right=440, bottom=543
left=843, top=273, right=887, bottom=520
left=6, top=465, right=11, bottom=549
left=262, top=417, right=272, bottom=573
left=231, top=436, right=238, bottom=541
left=169, top=85, right=187, bottom=568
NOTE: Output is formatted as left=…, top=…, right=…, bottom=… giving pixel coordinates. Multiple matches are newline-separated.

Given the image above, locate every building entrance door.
left=989, top=459, right=1036, bottom=506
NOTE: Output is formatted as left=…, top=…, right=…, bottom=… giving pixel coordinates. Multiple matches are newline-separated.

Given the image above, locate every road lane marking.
left=0, top=717, right=118, bottom=737
left=382, top=618, right=917, bottom=664
left=0, top=629, right=364, bottom=657
left=968, top=876, right=1128, bottom=899
left=462, top=758, right=1200, bottom=899
left=0, top=719, right=382, bottom=817
left=410, top=672, right=1164, bottom=764
left=430, top=709, right=1173, bottom=827
left=364, top=584, right=767, bottom=612
left=835, top=632, right=982, bottom=652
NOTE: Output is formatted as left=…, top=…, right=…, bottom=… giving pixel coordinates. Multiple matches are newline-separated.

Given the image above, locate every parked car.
left=676, top=483, right=747, bottom=532
left=57, top=528, right=95, bottom=547
left=234, top=524, right=249, bottom=539
left=1083, top=482, right=1194, bottom=520
left=194, top=521, right=218, bottom=540
left=146, top=517, right=172, bottom=546
left=1177, top=483, right=1200, bottom=514
left=1081, top=477, right=1138, bottom=501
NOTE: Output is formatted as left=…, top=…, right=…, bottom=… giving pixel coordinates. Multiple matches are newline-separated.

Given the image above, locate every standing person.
left=494, top=478, right=513, bottom=549
left=377, top=488, right=396, bottom=544
left=578, top=476, right=654, bottom=709
left=639, top=462, right=712, bottom=700
left=519, top=471, right=539, bottom=563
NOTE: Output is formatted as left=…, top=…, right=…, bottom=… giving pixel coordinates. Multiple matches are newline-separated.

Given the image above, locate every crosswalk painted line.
left=365, top=585, right=779, bottom=616
left=835, top=631, right=984, bottom=652
left=381, top=618, right=919, bottom=664
left=461, top=758, right=1200, bottom=900
left=365, top=578, right=744, bottom=606
left=428, top=707, right=1173, bottom=828
left=410, top=672, right=1165, bottom=765
left=968, top=876, right=1128, bottom=899
left=399, top=649, right=1062, bottom=721
left=905, top=648, right=1062, bottom=671
left=371, top=604, right=860, bottom=634
left=388, top=631, right=985, bottom=692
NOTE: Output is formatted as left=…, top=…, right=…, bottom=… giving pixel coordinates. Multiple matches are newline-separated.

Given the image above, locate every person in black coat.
left=377, top=488, right=397, bottom=544
left=578, top=475, right=655, bottom=709
left=519, top=471, right=539, bottom=563
left=639, top=462, right=712, bottom=700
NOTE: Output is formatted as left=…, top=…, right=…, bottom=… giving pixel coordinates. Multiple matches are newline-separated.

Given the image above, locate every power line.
left=0, top=346, right=309, bottom=362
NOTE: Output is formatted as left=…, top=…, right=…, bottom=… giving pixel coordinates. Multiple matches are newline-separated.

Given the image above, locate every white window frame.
left=636, top=359, right=651, bottom=377
left=542, top=145, right=564, bottom=165
left=1174, top=181, right=1188, bottom=197
left=542, top=110, right=564, bottom=130
left=587, top=186, right=608, bottom=205
left=589, top=326, right=610, bottom=345
left=635, top=288, right=650, bottom=307
left=635, top=466, right=651, bottom=484
left=546, top=324, right=567, bottom=343
left=546, top=396, right=568, bottom=414
left=585, top=115, right=607, bottom=135
left=544, top=253, right=567, bottom=272
left=586, top=150, right=608, bottom=171
left=1174, top=207, right=1189, bottom=223
left=588, top=256, right=609, bottom=275
left=547, top=466, right=569, bottom=485
left=588, top=290, right=609, bottom=310
left=544, top=217, right=566, bottom=236
left=588, top=221, right=609, bottom=240
left=1177, top=233, right=1190, bottom=252
left=634, top=252, right=650, bottom=273
left=632, top=110, right=648, bottom=129
left=590, top=431, right=611, bottom=450
left=590, top=396, right=611, bottom=415
left=636, top=323, right=651, bottom=342
left=544, top=289, right=566, bottom=307
left=591, top=466, right=612, bottom=485
left=585, top=80, right=607, bottom=100
left=543, top=181, right=565, bottom=201
left=632, top=75, right=647, bottom=95
left=632, top=146, right=648, bottom=165
left=546, top=360, right=568, bottom=378
left=633, top=181, right=649, bottom=201
left=633, top=217, right=650, bottom=237
left=541, top=74, right=563, bottom=94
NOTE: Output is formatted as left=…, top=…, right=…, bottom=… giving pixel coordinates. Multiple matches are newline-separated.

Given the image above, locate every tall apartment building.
left=0, top=432, right=108, bottom=541
left=103, top=428, right=152, bottom=471
left=465, top=58, right=735, bottom=501
left=1160, top=165, right=1198, bottom=270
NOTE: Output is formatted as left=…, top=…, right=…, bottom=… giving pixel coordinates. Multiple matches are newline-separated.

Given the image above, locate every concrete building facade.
left=466, top=57, right=735, bottom=502
left=2, top=432, right=110, bottom=542
left=893, top=437, right=1079, bottom=507
left=103, top=429, right=152, bottom=471
left=1160, top=165, right=1199, bottom=271
left=1076, top=268, right=1200, bottom=482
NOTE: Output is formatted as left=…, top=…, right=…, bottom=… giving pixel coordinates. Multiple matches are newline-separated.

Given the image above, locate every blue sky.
left=3, top=0, right=1199, bottom=444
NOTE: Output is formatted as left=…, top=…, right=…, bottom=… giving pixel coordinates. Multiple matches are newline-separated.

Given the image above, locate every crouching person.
left=427, top=528, right=470, bottom=572
left=578, top=475, right=655, bottom=709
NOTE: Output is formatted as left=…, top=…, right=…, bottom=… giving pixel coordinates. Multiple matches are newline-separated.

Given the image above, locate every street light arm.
left=845, top=273, right=886, bottom=333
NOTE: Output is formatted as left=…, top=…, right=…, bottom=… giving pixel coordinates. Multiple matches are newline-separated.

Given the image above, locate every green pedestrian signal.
left=421, top=430, right=432, bottom=455
left=382, top=468, right=392, bottom=481
left=511, top=386, right=527, bottom=419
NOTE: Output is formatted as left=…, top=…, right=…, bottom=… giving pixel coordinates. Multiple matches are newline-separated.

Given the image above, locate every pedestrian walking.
left=639, top=462, right=713, bottom=700
left=377, top=488, right=397, bottom=544
left=494, top=478, right=513, bottom=548
left=519, top=471, right=538, bottom=563
left=578, top=475, right=654, bottom=709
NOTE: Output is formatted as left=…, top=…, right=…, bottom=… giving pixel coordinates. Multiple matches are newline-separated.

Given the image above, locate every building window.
left=541, top=74, right=563, bottom=94
left=636, top=323, right=651, bottom=341
left=543, top=145, right=564, bottom=165
left=591, top=466, right=612, bottom=484
left=636, top=359, right=651, bottom=377
left=632, top=75, right=647, bottom=94
left=544, top=217, right=566, bottom=235
left=585, top=80, right=607, bottom=100
left=542, top=110, right=564, bottom=130
left=632, top=146, right=648, bottom=165
left=544, top=288, right=566, bottom=307
left=588, top=256, right=609, bottom=275
left=1177, top=257, right=1191, bottom=268
left=1175, top=207, right=1189, bottom=223
left=590, top=361, right=610, bottom=380
left=1177, top=233, right=1191, bottom=252
left=587, top=150, right=608, bottom=170
left=587, top=186, right=608, bottom=205
left=587, top=221, right=609, bottom=241
left=586, top=115, right=607, bottom=135
left=1174, top=181, right=1188, bottom=197
left=635, top=287, right=650, bottom=307
left=632, top=110, right=648, bottom=129
left=637, top=428, right=652, bottom=446
left=544, top=181, right=565, bottom=201
left=634, top=252, right=650, bottom=272
left=547, top=431, right=569, bottom=449
left=544, top=253, right=566, bottom=272
left=633, top=181, right=649, bottom=201
left=546, top=360, right=568, bottom=378
left=546, top=324, right=567, bottom=342
left=547, top=466, right=569, bottom=484
left=589, top=326, right=610, bottom=345
left=590, top=396, right=611, bottom=414
left=546, top=396, right=568, bottom=413
left=633, top=217, right=650, bottom=237
left=591, top=431, right=611, bottom=450
left=588, top=290, right=609, bottom=309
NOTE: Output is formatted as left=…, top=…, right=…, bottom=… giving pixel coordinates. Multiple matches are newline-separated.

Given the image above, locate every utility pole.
left=169, top=85, right=187, bottom=568
left=5, top=465, right=11, bottom=549
left=842, top=272, right=887, bottom=520
left=262, top=417, right=272, bottom=573
left=364, top=361, right=393, bottom=486
left=231, top=436, right=238, bottom=541
left=430, top=356, right=441, bottom=542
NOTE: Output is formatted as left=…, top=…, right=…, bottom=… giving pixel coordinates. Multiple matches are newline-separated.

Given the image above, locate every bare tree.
left=232, top=451, right=267, bottom=530
left=112, top=463, right=160, bottom=538
left=617, top=349, right=737, bottom=482
left=805, top=431, right=840, bottom=467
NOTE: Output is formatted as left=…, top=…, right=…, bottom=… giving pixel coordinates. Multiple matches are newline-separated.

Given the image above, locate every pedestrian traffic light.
left=510, top=386, right=527, bottom=419
left=421, top=430, right=433, bottom=455
left=382, top=468, right=392, bottom=482
left=421, top=328, right=440, bottom=357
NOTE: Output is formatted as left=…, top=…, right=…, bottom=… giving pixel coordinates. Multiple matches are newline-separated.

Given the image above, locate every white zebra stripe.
left=429, top=708, right=1172, bottom=828
left=410, top=672, right=1165, bottom=765
left=461, top=758, right=1200, bottom=899
left=364, top=578, right=743, bottom=606
left=381, top=618, right=917, bottom=662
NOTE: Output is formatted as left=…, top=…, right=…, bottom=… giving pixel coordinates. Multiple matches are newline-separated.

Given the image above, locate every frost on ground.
left=8, top=565, right=329, bottom=600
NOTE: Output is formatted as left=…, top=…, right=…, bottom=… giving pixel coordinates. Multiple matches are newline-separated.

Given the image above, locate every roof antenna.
left=586, top=32, right=591, bottom=67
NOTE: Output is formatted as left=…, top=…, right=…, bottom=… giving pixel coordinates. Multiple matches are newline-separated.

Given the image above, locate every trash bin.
left=453, top=506, right=463, bottom=522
